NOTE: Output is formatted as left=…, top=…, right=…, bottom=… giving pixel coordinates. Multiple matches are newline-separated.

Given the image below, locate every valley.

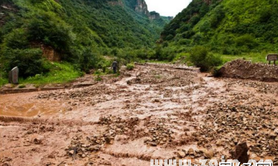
left=1, top=64, right=278, bottom=165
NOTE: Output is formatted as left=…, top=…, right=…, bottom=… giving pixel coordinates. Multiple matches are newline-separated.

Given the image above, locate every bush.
left=212, top=65, right=223, bottom=77
left=78, top=48, right=100, bottom=73
left=235, top=34, right=258, bottom=49
left=2, top=48, right=50, bottom=78
left=27, top=11, right=74, bottom=53
left=126, top=63, right=134, bottom=70
left=210, top=5, right=225, bottom=28
left=178, top=39, right=191, bottom=45
left=4, top=28, right=29, bottom=49
left=189, top=46, right=222, bottom=72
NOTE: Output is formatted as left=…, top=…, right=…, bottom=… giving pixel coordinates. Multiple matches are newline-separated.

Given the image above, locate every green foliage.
left=189, top=46, right=222, bottom=72
left=154, top=45, right=176, bottom=61
left=0, top=76, right=8, bottom=86
left=18, top=84, right=26, bottom=88
left=26, top=11, right=74, bottom=53
left=209, top=5, right=225, bottom=28
left=0, top=0, right=169, bottom=83
left=3, top=28, right=29, bottom=49
left=235, top=34, right=258, bottom=49
left=2, top=48, right=50, bottom=78
left=126, top=63, right=134, bottom=70
left=200, top=21, right=210, bottom=33
left=161, top=0, right=278, bottom=55
left=161, top=0, right=217, bottom=41
left=221, top=52, right=267, bottom=64
left=20, top=62, right=83, bottom=85
left=172, top=52, right=190, bottom=64
left=95, top=74, right=102, bottom=81
left=77, top=48, right=101, bottom=73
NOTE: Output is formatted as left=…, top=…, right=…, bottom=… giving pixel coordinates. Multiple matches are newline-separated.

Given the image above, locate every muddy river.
left=0, top=64, right=277, bottom=166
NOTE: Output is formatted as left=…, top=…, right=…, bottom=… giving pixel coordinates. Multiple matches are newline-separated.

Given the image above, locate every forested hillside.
left=0, top=0, right=169, bottom=79
left=160, top=0, right=278, bottom=56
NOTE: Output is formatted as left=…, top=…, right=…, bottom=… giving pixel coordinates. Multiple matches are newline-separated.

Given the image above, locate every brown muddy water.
left=0, top=64, right=278, bottom=166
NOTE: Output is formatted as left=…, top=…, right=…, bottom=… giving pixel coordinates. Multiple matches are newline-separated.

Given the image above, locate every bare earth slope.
left=0, top=64, right=278, bottom=166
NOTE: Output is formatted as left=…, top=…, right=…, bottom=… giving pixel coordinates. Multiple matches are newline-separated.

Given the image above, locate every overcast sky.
left=145, top=0, right=192, bottom=17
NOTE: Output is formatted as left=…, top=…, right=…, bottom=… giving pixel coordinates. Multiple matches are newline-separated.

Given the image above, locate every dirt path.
left=0, top=64, right=278, bottom=166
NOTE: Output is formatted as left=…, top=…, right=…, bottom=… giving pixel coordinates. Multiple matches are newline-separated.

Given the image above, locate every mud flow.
left=0, top=64, right=278, bottom=166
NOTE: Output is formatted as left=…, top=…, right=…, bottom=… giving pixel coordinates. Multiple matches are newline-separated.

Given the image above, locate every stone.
left=10, top=66, right=19, bottom=84
left=204, top=149, right=214, bottom=159
left=69, top=150, right=75, bottom=155
left=232, top=142, right=249, bottom=164
left=149, top=141, right=157, bottom=146
left=273, top=158, right=278, bottom=165
left=187, top=148, right=195, bottom=156
left=177, top=151, right=186, bottom=158
left=33, top=138, right=42, bottom=144
left=269, top=132, right=277, bottom=139
left=216, top=140, right=224, bottom=146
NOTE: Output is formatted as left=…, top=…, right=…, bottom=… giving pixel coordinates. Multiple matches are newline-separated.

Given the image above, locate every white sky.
left=145, top=0, right=192, bottom=17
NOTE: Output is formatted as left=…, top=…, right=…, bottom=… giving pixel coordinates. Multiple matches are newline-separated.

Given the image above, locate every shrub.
left=178, top=39, right=191, bottom=45
left=2, top=48, right=50, bottom=78
left=235, top=34, right=258, bottom=49
left=190, top=15, right=201, bottom=25
left=192, top=33, right=203, bottom=44
left=210, top=5, right=225, bottom=28
left=200, top=21, right=211, bottom=33
left=26, top=11, right=74, bottom=54
left=4, top=28, right=29, bottom=49
left=18, top=84, right=26, bottom=88
left=95, top=74, right=102, bottom=81
left=189, top=46, right=222, bottom=72
left=78, top=48, right=100, bottom=73
left=126, top=63, right=134, bottom=70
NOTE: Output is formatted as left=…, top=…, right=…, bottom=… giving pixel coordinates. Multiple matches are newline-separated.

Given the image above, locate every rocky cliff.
left=149, top=11, right=160, bottom=20
left=134, top=0, right=149, bottom=15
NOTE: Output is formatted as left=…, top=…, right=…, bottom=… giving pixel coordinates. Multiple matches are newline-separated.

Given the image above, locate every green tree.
left=189, top=46, right=222, bottom=71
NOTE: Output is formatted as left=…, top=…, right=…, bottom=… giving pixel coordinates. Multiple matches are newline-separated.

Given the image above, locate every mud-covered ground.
left=0, top=64, right=278, bottom=166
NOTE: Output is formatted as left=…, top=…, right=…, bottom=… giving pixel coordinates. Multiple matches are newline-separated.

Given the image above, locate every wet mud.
left=0, top=64, right=278, bottom=166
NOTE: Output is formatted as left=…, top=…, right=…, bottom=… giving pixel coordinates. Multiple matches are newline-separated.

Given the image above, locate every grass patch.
left=0, top=71, right=8, bottom=86
left=18, top=84, right=26, bottom=88
left=147, top=60, right=169, bottom=64
left=20, top=62, right=83, bottom=85
left=220, top=52, right=268, bottom=64
left=0, top=77, right=8, bottom=87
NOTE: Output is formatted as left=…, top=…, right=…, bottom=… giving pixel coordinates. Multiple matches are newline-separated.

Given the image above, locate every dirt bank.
left=0, top=64, right=278, bottom=166
left=219, top=59, right=278, bottom=81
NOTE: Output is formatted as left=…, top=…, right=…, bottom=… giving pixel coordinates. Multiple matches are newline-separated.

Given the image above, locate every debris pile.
left=66, top=116, right=140, bottom=158
left=144, top=123, right=173, bottom=147
left=128, top=68, right=198, bottom=87
left=219, top=59, right=278, bottom=81
left=194, top=103, right=278, bottom=158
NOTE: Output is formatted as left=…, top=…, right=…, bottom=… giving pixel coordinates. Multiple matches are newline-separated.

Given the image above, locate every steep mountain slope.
left=161, top=0, right=278, bottom=54
left=0, top=0, right=170, bottom=77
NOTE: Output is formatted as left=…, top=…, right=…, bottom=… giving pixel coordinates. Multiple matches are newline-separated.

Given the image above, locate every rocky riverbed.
left=0, top=64, right=277, bottom=166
